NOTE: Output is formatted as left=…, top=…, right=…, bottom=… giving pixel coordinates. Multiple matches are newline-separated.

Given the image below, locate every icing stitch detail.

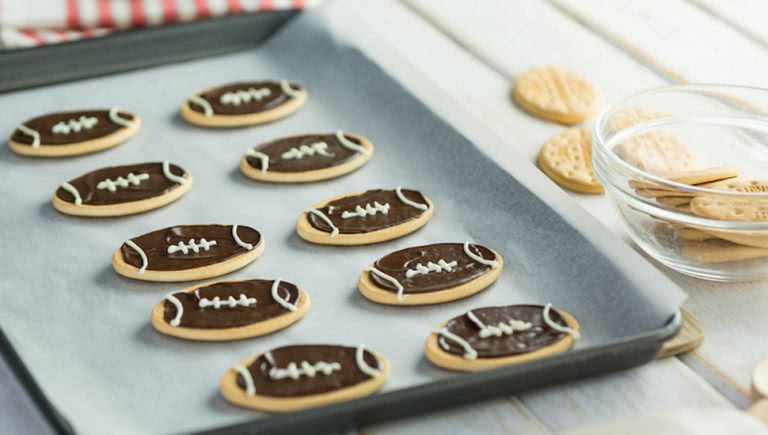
left=405, top=259, right=457, bottom=278
left=336, top=130, right=368, bottom=154
left=125, top=240, right=148, bottom=274
left=463, top=242, right=499, bottom=268
left=167, top=238, right=217, bottom=254
left=355, top=345, right=381, bottom=377
left=271, top=279, right=298, bottom=312
left=281, top=142, right=335, bottom=160
left=307, top=208, right=339, bottom=237
left=51, top=116, right=98, bottom=134
left=341, top=202, right=390, bottom=219
left=280, top=80, right=301, bottom=98
left=109, top=107, right=133, bottom=127
left=231, top=225, right=254, bottom=251
left=220, top=87, right=271, bottom=106
left=245, top=148, right=269, bottom=174
left=16, top=124, right=40, bottom=147
left=466, top=310, right=532, bottom=338
left=189, top=95, right=213, bottom=116
left=543, top=303, right=580, bottom=339
left=60, top=182, right=82, bottom=205
left=268, top=360, right=341, bottom=380
left=97, top=172, right=149, bottom=192
left=162, top=160, right=187, bottom=184
left=199, top=294, right=256, bottom=309
left=234, top=365, right=256, bottom=396
left=165, top=293, right=184, bottom=327
left=367, top=267, right=405, bottom=301
left=396, top=186, right=428, bottom=211
left=436, top=328, right=477, bottom=360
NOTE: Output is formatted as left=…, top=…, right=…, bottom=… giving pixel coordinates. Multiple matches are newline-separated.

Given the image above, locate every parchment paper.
left=0, top=5, right=685, bottom=435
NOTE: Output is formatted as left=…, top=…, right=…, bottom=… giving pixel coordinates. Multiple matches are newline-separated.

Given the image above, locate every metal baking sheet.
left=0, top=4, right=686, bottom=435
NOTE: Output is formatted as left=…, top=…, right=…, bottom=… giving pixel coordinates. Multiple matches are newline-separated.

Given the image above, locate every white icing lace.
left=306, top=208, right=339, bottom=237
left=245, top=148, right=270, bottom=174
left=16, top=124, right=40, bottom=147
left=220, top=87, right=271, bottom=106
left=543, top=303, right=580, bottom=339
left=167, top=238, right=217, bottom=254
left=405, top=259, right=457, bottom=278
left=52, top=116, right=98, bottom=134
left=189, top=95, right=213, bottom=116
left=355, top=344, right=381, bottom=377
left=395, top=186, right=428, bottom=211
left=234, top=365, right=256, bottom=396
left=281, top=142, right=335, bottom=160
left=467, top=310, right=532, bottom=338
left=436, top=328, right=477, bottom=360
left=341, top=202, right=390, bottom=219
left=271, top=279, right=298, bottom=312
left=367, top=267, right=405, bottom=301
left=463, top=242, right=499, bottom=268
left=109, top=107, right=133, bottom=127
left=162, top=160, right=187, bottom=184
left=199, top=294, right=256, bottom=309
left=268, top=360, right=341, bottom=380
left=165, top=293, right=184, bottom=327
left=231, top=224, right=254, bottom=250
left=60, top=182, right=82, bottom=205
left=125, top=240, right=148, bottom=274
left=97, top=173, right=149, bottom=192
left=280, top=80, right=301, bottom=98
left=336, top=130, right=368, bottom=153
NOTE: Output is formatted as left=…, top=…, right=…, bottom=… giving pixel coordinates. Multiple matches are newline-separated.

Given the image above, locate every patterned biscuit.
left=512, top=66, right=601, bottom=125
left=538, top=127, right=603, bottom=194
left=682, top=239, right=768, bottom=264
left=606, top=107, right=668, bottom=133
left=656, top=196, right=691, bottom=207
left=690, top=197, right=768, bottom=222
left=614, top=130, right=695, bottom=175
left=630, top=166, right=739, bottom=192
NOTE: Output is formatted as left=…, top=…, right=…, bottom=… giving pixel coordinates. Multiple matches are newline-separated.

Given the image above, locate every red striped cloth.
left=0, top=0, right=317, bottom=49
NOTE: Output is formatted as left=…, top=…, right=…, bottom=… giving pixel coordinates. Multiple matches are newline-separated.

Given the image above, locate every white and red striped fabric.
left=0, top=0, right=320, bottom=49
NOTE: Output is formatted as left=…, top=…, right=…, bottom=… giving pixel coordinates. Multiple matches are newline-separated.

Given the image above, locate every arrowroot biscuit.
left=512, top=66, right=601, bottom=125
left=682, top=239, right=768, bottom=264
left=152, top=278, right=309, bottom=341
left=297, top=188, right=433, bottom=245
left=9, top=108, right=140, bottom=157
left=221, top=344, right=389, bottom=412
left=358, top=242, right=503, bottom=305
left=240, top=131, right=373, bottom=183
left=181, top=80, right=307, bottom=127
left=113, top=224, right=264, bottom=282
left=425, top=304, right=579, bottom=371
left=614, top=130, right=695, bottom=175
left=52, top=161, right=192, bottom=217
left=690, top=197, right=768, bottom=222
left=538, top=127, right=603, bottom=194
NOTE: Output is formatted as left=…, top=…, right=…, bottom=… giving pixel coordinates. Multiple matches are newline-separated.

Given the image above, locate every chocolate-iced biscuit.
left=359, top=242, right=503, bottom=305
left=152, top=279, right=310, bottom=341
left=113, top=224, right=264, bottom=282
left=426, top=304, right=580, bottom=371
left=240, top=131, right=373, bottom=183
left=52, top=161, right=192, bottom=217
left=221, top=344, right=390, bottom=412
left=9, top=108, right=140, bottom=157
left=297, top=188, right=433, bottom=245
left=181, top=80, right=307, bottom=127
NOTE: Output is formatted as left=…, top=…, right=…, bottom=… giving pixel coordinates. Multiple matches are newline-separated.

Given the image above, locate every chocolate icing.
left=189, top=81, right=302, bottom=116
left=121, top=224, right=261, bottom=271
left=11, top=110, right=136, bottom=146
left=370, top=243, right=496, bottom=294
left=163, top=279, right=299, bottom=329
left=307, top=189, right=429, bottom=234
left=236, top=345, right=380, bottom=397
left=440, top=305, right=570, bottom=358
left=55, top=162, right=187, bottom=206
left=245, top=133, right=363, bottom=173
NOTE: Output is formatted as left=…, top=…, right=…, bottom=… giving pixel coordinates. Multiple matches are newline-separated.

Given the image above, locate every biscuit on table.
left=9, top=108, right=140, bottom=157
left=221, top=344, right=389, bottom=412
left=240, top=131, right=373, bottom=183
left=181, top=80, right=306, bottom=127
left=538, top=127, right=603, bottom=194
left=358, top=242, right=503, bottom=305
left=513, top=66, right=601, bottom=125
left=425, top=304, right=580, bottom=371
left=297, top=188, right=433, bottom=245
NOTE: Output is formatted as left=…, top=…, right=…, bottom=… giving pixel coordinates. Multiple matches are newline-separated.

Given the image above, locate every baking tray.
left=0, top=4, right=686, bottom=435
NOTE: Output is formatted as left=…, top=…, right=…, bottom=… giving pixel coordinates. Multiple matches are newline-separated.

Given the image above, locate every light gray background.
left=0, top=6, right=685, bottom=435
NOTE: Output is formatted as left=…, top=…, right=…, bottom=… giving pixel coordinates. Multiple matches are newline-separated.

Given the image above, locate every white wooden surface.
left=4, top=0, right=768, bottom=433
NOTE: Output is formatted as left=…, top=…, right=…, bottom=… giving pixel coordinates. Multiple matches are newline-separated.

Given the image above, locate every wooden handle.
left=747, top=399, right=768, bottom=424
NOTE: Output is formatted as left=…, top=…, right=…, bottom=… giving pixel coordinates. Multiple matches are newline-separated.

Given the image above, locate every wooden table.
left=3, top=1, right=767, bottom=433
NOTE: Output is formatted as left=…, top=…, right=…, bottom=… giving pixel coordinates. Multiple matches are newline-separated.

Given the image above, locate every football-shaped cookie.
left=221, top=344, right=390, bottom=412
left=425, top=304, right=580, bottom=371
left=9, top=108, right=140, bottom=157
left=113, top=224, right=264, bottom=282
left=152, top=278, right=309, bottom=341
left=296, top=188, right=434, bottom=245
left=240, top=131, right=373, bottom=183
left=181, top=80, right=307, bottom=127
left=358, top=242, right=503, bottom=305
left=52, top=161, right=192, bottom=217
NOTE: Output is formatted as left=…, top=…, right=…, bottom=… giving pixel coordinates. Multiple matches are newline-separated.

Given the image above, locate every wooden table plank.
left=688, top=0, right=768, bottom=47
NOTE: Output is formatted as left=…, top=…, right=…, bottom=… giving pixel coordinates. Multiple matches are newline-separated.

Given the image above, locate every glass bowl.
left=593, top=84, right=768, bottom=281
